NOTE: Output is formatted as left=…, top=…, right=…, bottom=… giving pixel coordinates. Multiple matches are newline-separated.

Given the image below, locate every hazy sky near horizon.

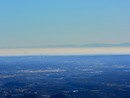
left=0, top=0, right=130, bottom=48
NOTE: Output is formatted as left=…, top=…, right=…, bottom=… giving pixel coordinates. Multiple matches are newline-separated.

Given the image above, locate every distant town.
left=0, top=55, right=130, bottom=98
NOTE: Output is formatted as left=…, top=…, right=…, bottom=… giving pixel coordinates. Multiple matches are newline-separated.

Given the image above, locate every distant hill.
left=44, top=42, right=130, bottom=48
left=0, top=43, right=130, bottom=49
left=79, top=42, right=130, bottom=48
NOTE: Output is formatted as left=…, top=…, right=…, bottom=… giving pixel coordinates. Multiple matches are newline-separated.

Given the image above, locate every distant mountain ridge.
left=1, top=43, right=130, bottom=49
left=39, top=42, right=130, bottom=48
left=77, top=42, right=130, bottom=47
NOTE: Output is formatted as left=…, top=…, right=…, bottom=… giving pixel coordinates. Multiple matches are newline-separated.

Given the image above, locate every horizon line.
left=0, top=47, right=130, bottom=56
left=0, top=42, right=130, bottom=49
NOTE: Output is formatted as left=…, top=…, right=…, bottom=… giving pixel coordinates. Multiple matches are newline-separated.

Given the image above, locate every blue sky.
left=0, top=0, right=130, bottom=48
